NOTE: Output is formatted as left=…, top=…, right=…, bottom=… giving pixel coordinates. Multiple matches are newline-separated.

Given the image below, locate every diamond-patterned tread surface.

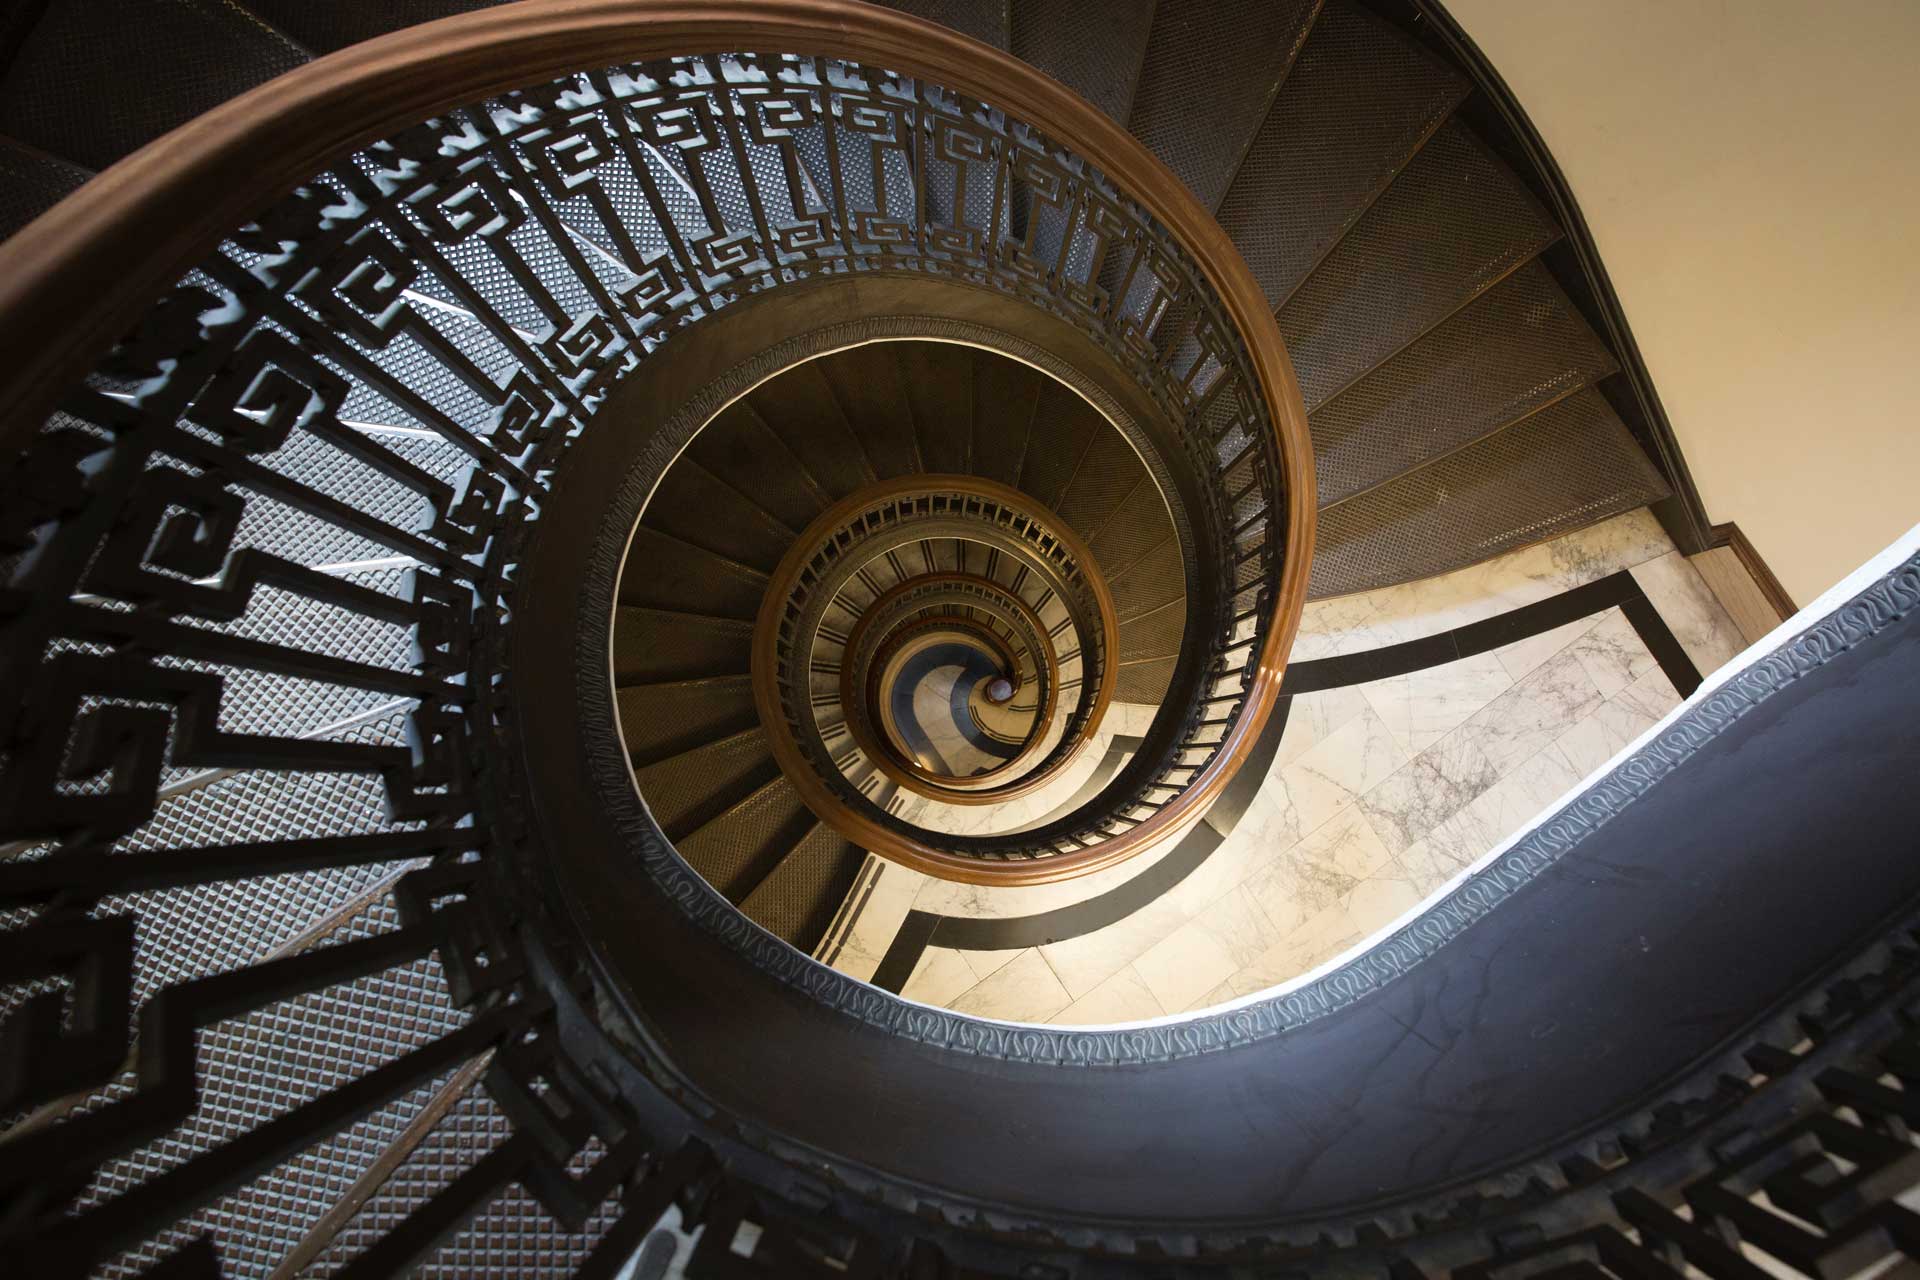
left=1309, top=388, right=1671, bottom=598
left=1011, top=0, right=1157, bottom=124
left=1125, top=0, right=1321, bottom=211
left=612, top=608, right=753, bottom=683
left=739, top=821, right=864, bottom=950
left=676, top=776, right=816, bottom=901
left=1310, top=259, right=1619, bottom=506
left=632, top=727, right=781, bottom=841
left=615, top=675, right=760, bottom=768
left=0, top=133, right=91, bottom=240
left=1215, top=0, right=1470, bottom=310
left=0, top=0, right=310, bottom=170
left=1278, top=118, right=1563, bottom=410
left=869, top=0, right=1009, bottom=49
left=239, top=0, right=502, bottom=53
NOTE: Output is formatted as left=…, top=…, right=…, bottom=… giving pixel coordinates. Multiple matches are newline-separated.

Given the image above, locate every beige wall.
left=1445, top=0, right=1920, bottom=603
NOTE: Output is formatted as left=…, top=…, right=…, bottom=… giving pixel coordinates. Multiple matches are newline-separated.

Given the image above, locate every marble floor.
left=820, top=509, right=1753, bottom=1026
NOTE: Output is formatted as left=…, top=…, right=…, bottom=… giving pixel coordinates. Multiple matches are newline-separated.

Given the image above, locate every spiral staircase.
left=4, top=2, right=1919, bottom=1278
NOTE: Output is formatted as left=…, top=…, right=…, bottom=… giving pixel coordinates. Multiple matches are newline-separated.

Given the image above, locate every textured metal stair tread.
left=1049, top=428, right=1152, bottom=542
left=1124, top=0, right=1322, bottom=212
left=1309, top=387, right=1671, bottom=598
left=675, top=773, right=816, bottom=901
left=1216, top=0, right=1471, bottom=312
left=875, top=0, right=1009, bottom=51
left=0, top=135, right=92, bottom=240
left=749, top=362, right=880, bottom=500
left=895, top=342, right=974, bottom=476
left=616, top=525, right=769, bottom=619
left=630, top=726, right=781, bottom=841
left=1116, top=599, right=1187, bottom=664
left=966, top=354, right=1043, bottom=489
left=1106, top=536, right=1187, bottom=621
left=641, top=459, right=796, bottom=573
left=738, top=821, right=864, bottom=949
left=1082, top=474, right=1175, bottom=580
left=1310, top=259, right=1621, bottom=508
left=1009, top=0, right=1157, bottom=126
left=1277, top=118, right=1563, bottom=411
left=237, top=0, right=498, bottom=55
left=611, top=607, right=753, bottom=683
left=1114, top=655, right=1180, bottom=706
left=614, top=675, right=759, bottom=768
left=816, top=343, right=926, bottom=480
left=1011, top=382, right=1103, bottom=512
left=0, top=0, right=310, bottom=171
left=687, top=401, right=835, bottom=532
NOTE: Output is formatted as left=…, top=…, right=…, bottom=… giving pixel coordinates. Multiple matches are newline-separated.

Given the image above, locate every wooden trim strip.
left=1710, top=522, right=1797, bottom=621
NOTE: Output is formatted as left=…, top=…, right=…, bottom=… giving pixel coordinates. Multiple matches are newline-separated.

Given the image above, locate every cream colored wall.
left=1444, top=0, right=1920, bottom=603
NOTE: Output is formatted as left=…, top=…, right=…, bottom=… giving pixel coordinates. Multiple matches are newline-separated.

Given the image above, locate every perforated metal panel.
left=1125, top=0, right=1320, bottom=211
left=1309, top=388, right=1671, bottom=598
left=817, top=344, right=924, bottom=481
left=1215, top=0, right=1469, bottom=310
left=614, top=676, right=760, bottom=768
left=1114, top=655, right=1176, bottom=705
left=1014, top=382, right=1100, bottom=511
left=740, top=822, right=864, bottom=951
left=677, top=776, right=815, bottom=900
left=616, top=526, right=768, bottom=620
left=969, top=353, right=1042, bottom=488
left=236, top=0, right=501, bottom=53
left=1277, top=119, right=1562, bottom=410
left=0, top=133, right=89, bottom=240
left=869, top=0, right=1009, bottom=49
left=612, top=608, right=753, bottom=683
left=1310, top=259, right=1619, bottom=505
left=1010, top=0, right=1157, bottom=124
left=631, top=728, right=779, bottom=840
left=748, top=361, right=877, bottom=500
left=1053, top=430, right=1149, bottom=543
left=642, top=460, right=797, bottom=573
left=0, top=0, right=309, bottom=170
left=689, top=402, right=833, bottom=533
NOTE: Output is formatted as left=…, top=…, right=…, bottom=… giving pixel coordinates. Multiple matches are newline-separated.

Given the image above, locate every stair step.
left=969, top=355, right=1042, bottom=488
left=1108, top=536, right=1186, bottom=623
left=617, top=526, right=768, bottom=619
left=1126, top=0, right=1321, bottom=211
left=688, top=401, right=833, bottom=532
left=677, top=775, right=816, bottom=901
left=1011, top=0, right=1157, bottom=124
left=1115, top=655, right=1178, bottom=706
left=1086, top=478, right=1176, bottom=583
left=749, top=361, right=877, bottom=500
left=615, top=674, right=759, bottom=767
left=1278, top=118, right=1563, bottom=410
left=0, top=134, right=91, bottom=239
left=632, top=728, right=781, bottom=840
left=1052, top=428, right=1150, bottom=544
left=897, top=342, right=974, bottom=476
left=642, top=459, right=796, bottom=573
left=817, top=344, right=923, bottom=481
left=1311, top=259, right=1620, bottom=507
left=238, top=0, right=498, bottom=54
left=0, top=0, right=308, bottom=171
left=871, top=0, right=1009, bottom=49
left=1216, top=0, right=1470, bottom=310
left=1309, top=388, right=1672, bottom=599
left=612, top=608, right=752, bottom=683
left=740, top=822, right=865, bottom=951
left=1116, top=598, right=1187, bottom=665
left=1013, top=379, right=1101, bottom=510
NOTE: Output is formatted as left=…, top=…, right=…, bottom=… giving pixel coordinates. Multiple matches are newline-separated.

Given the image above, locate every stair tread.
left=1311, top=259, right=1619, bottom=507
left=1011, top=0, right=1157, bottom=124
left=1217, top=0, right=1471, bottom=311
left=613, top=607, right=754, bottom=684
left=238, top=0, right=499, bottom=54
left=617, top=525, right=768, bottom=620
left=632, top=728, right=781, bottom=840
left=898, top=343, right=974, bottom=476
left=817, top=345, right=923, bottom=481
left=1126, top=0, right=1321, bottom=211
left=1014, top=381, right=1102, bottom=511
left=643, top=460, right=796, bottom=573
left=751, top=361, right=879, bottom=500
left=0, top=0, right=309, bottom=170
left=739, top=822, right=865, bottom=951
left=677, top=774, right=815, bottom=901
left=1052, top=429, right=1150, bottom=545
left=970, top=355, right=1042, bottom=489
left=1308, top=387, right=1671, bottom=599
left=615, top=675, right=758, bottom=767
left=688, top=401, right=833, bottom=531
left=870, top=0, right=1009, bottom=49
left=1278, top=118, right=1563, bottom=411
left=0, top=134, right=91, bottom=240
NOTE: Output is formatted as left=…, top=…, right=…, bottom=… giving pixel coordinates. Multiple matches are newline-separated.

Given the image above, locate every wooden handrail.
left=0, top=0, right=1315, bottom=885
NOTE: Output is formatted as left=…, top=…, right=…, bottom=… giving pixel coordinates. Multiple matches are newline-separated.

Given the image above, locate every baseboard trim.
left=1710, top=522, right=1797, bottom=620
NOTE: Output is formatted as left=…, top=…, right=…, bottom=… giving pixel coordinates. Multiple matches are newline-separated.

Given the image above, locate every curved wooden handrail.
left=0, top=0, right=1315, bottom=884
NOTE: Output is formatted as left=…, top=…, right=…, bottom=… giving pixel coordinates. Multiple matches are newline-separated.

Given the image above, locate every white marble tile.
left=1270, top=686, right=1373, bottom=771
left=1131, top=907, right=1252, bottom=1014
left=1162, top=786, right=1298, bottom=916
left=1270, top=706, right=1409, bottom=837
left=1101, top=701, right=1159, bottom=736
left=826, top=858, right=929, bottom=983
left=1346, top=861, right=1425, bottom=935
left=1187, top=978, right=1240, bottom=1014
left=1225, top=900, right=1368, bottom=997
left=1423, top=743, right=1584, bottom=868
left=1038, top=893, right=1189, bottom=1000
left=1495, top=613, right=1605, bottom=682
left=1397, top=839, right=1469, bottom=895
left=1631, top=550, right=1749, bottom=676
left=1243, top=805, right=1389, bottom=935
left=899, top=946, right=977, bottom=1007
left=1050, top=964, right=1167, bottom=1025
left=1358, top=650, right=1513, bottom=756
left=1566, top=608, right=1658, bottom=699
left=1444, top=650, right=1604, bottom=784
left=948, top=948, right=1073, bottom=1023
left=1554, top=665, right=1683, bottom=777
left=956, top=948, right=1019, bottom=983
left=1356, top=754, right=1484, bottom=856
